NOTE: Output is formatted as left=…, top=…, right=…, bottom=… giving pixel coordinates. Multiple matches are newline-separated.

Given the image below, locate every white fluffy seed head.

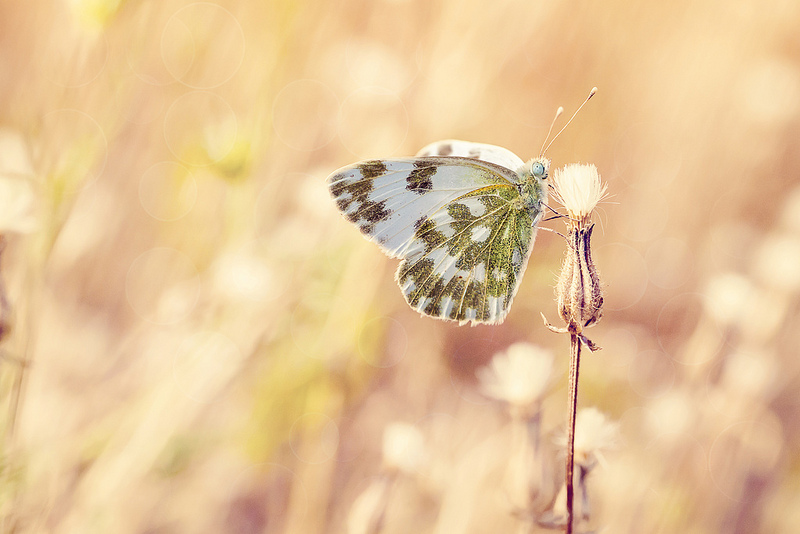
left=552, top=163, right=607, bottom=224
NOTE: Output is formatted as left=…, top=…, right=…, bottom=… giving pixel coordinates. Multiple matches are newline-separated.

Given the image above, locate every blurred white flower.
left=551, top=164, right=607, bottom=223
left=0, top=128, right=37, bottom=235
left=382, top=422, right=426, bottom=474
left=212, top=250, right=277, bottom=303
left=645, top=390, right=695, bottom=442
left=477, top=343, right=554, bottom=409
left=557, top=407, right=619, bottom=468
left=0, top=177, right=37, bottom=234
left=720, top=349, right=776, bottom=401
left=573, top=408, right=619, bottom=467
left=0, top=128, right=34, bottom=176
left=703, top=272, right=758, bottom=326
left=753, top=233, right=800, bottom=293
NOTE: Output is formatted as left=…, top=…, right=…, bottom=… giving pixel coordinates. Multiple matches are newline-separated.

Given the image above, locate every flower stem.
left=566, top=333, right=582, bottom=534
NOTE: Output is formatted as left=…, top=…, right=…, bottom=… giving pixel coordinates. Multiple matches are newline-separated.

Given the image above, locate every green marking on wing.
left=396, top=182, right=535, bottom=324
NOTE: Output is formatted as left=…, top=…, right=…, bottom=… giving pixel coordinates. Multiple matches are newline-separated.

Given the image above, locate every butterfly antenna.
left=539, top=106, right=564, bottom=156
left=542, top=87, right=597, bottom=156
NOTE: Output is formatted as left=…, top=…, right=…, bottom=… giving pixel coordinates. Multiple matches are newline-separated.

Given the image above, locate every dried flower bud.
left=556, top=225, right=603, bottom=334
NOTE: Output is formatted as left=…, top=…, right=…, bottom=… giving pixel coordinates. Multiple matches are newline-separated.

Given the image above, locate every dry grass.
left=1, top=0, right=799, bottom=532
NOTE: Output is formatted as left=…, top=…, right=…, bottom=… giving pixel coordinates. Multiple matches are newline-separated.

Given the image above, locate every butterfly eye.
left=531, top=161, right=546, bottom=178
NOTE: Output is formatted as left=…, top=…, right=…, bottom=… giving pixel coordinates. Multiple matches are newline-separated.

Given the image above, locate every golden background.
left=1, top=0, right=799, bottom=532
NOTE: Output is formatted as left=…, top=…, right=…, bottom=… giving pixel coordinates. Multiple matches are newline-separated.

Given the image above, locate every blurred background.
left=1, top=0, right=799, bottom=532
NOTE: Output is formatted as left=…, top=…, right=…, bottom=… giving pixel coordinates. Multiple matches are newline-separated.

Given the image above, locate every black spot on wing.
left=331, top=177, right=371, bottom=201
left=329, top=160, right=392, bottom=236
left=406, top=161, right=436, bottom=193
left=438, top=143, right=453, bottom=156
left=361, top=200, right=390, bottom=224
left=335, top=197, right=350, bottom=213
left=360, top=160, right=388, bottom=179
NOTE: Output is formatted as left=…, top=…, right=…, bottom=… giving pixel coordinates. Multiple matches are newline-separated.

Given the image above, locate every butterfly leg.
left=539, top=226, right=567, bottom=240
left=542, top=201, right=566, bottom=221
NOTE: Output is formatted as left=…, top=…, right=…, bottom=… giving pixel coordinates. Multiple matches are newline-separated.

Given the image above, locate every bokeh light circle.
left=160, top=3, right=246, bottom=88
left=616, top=191, right=669, bottom=243
left=113, top=74, right=167, bottom=125
left=139, top=161, right=197, bottom=221
left=708, top=418, right=783, bottom=502
left=272, top=80, right=339, bottom=151
left=172, top=330, right=241, bottom=402
left=45, top=28, right=108, bottom=87
left=289, top=413, right=341, bottom=465
left=338, top=87, right=409, bottom=159
left=656, top=292, right=722, bottom=365
left=163, top=91, right=238, bottom=166
left=627, top=349, right=676, bottom=398
left=645, top=237, right=694, bottom=290
left=357, top=316, right=408, bottom=368
left=289, top=291, right=347, bottom=359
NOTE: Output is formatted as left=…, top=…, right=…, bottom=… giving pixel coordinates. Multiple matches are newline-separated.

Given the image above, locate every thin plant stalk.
left=565, top=334, right=581, bottom=534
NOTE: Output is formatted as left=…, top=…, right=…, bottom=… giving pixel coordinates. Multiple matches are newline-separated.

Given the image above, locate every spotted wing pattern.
left=328, top=157, right=515, bottom=258
left=394, top=184, right=537, bottom=324
left=328, top=147, right=545, bottom=325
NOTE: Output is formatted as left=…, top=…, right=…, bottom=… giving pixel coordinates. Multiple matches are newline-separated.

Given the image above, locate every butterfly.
left=327, top=139, right=550, bottom=325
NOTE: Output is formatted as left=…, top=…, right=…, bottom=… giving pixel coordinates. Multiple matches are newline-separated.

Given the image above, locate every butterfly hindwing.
left=416, top=139, right=526, bottom=173
left=395, top=185, right=536, bottom=324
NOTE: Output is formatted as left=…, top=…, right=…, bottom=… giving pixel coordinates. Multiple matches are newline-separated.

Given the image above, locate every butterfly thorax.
left=514, top=158, right=549, bottom=221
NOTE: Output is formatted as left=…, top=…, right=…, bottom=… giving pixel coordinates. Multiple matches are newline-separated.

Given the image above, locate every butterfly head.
left=530, top=158, right=549, bottom=180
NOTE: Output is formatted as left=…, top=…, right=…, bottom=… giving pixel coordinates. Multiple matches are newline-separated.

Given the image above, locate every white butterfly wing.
left=328, top=156, right=543, bottom=325
left=416, top=139, right=525, bottom=174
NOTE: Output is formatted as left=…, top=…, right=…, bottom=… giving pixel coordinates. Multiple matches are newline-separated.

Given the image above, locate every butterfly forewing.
left=328, top=157, right=517, bottom=258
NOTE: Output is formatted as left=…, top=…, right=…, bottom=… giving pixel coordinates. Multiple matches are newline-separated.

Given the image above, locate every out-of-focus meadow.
left=1, top=0, right=799, bottom=532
